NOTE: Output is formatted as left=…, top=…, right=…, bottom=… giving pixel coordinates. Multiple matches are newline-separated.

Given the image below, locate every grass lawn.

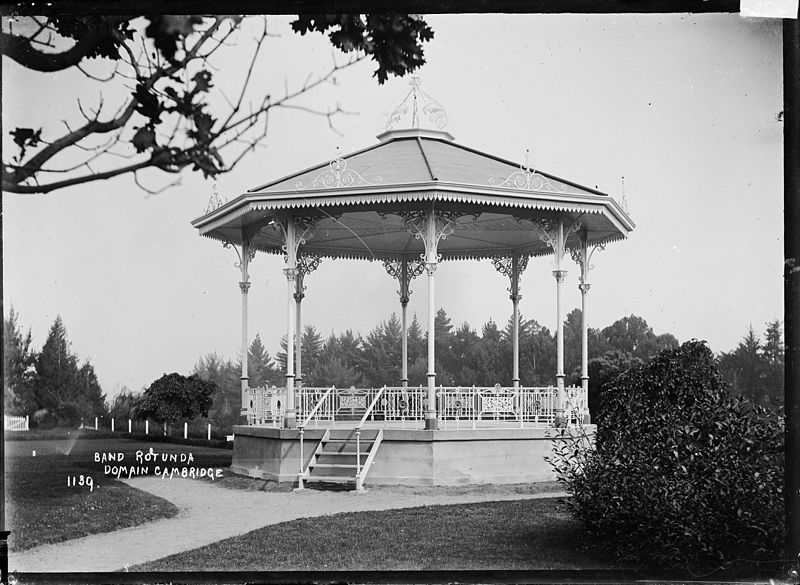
left=135, top=497, right=621, bottom=571
left=4, top=432, right=232, bottom=551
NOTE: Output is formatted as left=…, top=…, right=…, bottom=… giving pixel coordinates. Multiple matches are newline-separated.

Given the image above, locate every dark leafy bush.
left=133, top=373, right=218, bottom=424
left=550, top=340, right=784, bottom=569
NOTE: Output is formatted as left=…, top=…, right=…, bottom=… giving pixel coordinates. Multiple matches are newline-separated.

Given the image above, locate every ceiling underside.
left=199, top=200, right=628, bottom=261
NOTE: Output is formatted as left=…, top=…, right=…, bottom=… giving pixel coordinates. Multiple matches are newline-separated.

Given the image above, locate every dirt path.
left=10, top=478, right=566, bottom=573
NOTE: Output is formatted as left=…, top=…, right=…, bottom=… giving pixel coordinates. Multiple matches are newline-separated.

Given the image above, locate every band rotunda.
left=192, top=80, right=634, bottom=489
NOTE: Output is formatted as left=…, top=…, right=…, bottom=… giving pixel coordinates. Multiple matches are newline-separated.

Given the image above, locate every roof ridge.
left=415, top=136, right=437, bottom=181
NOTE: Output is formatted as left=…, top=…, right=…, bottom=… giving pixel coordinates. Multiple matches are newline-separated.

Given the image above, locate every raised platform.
left=229, top=422, right=595, bottom=486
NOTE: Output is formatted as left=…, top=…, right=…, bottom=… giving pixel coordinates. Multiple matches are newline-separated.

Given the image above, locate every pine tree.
left=3, top=306, right=36, bottom=415
left=247, top=334, right=279, bottom=387
left=34, top=316, right=80, bottom=422
left=75, top=360, right=107, bottom=417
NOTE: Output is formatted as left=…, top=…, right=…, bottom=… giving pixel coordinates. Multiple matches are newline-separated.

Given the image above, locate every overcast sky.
left=2, top=13, right=784, bottom=398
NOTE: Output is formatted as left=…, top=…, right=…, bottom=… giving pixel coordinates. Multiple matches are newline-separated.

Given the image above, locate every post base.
left=424, top=417, right=439, bottom=430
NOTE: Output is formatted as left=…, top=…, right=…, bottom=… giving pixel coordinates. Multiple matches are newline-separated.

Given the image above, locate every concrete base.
left=229, top=424, right=596, bottom=486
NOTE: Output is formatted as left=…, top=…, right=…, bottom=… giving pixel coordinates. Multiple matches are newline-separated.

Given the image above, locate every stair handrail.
left=298, top=386, right=335, bottom=488
left=356, top=385, right=386, bottom=431
left=300, top=385, right=335, bottom=429
left=355, top=386, right=386, bottom=478
left=356, top=428, right=384, bottom=491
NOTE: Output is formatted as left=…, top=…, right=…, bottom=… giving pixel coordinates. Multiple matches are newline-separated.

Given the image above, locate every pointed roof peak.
left=381, top=77, right=450, bottom=137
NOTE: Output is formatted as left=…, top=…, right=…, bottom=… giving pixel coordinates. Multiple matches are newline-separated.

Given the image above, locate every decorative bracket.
left=295, top=148, right=381, bottom=190
left=383, top=257, right=425, bottom=306
left=223, top=234, right=257, bottom=284
left=279, top=215, right=323, bottom=260
left=399, top=210, right=462, bottom=265
left=569, top=232, right=611, bottom=287
left=533, top=219, right=581, bottom=270
left=491, top=253, right=530, bottom=302
left=294, top=253, right=323, bottom=302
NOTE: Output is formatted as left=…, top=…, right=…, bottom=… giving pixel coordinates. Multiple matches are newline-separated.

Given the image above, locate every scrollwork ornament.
left=384, top=76, right=448, bottom=131
left=489, top=149, right=572, bottom=193
left=205, top=183, right=227, bottom=213
left=491, top=256, right=513, bottom=278
left=295, top=149, right=382, bottom=190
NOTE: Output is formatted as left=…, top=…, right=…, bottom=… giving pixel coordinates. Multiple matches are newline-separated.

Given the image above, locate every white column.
left=240, top=277, right=251, bottom=410
left=571, top=230, right=601, bottom=425
left=231, top=235, right=253, bottom=413
left=425, top=259, right=437, bottom=429
left=554, top=220, right=567, bottom=427
left=401, top=298, right=409, bottom=388
left=295, top=291, right=303, bottom=386
left=400, top=260, right=410, bottom=388
left=425, top=212, right=438, bottom=430
left=580, top=283, right=590, bottom=398
left=283, top=218, right=298, bottom=428
left=511, top=255, right=521, bottom=388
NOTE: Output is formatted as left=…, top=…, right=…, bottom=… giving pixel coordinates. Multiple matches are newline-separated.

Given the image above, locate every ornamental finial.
left=523, top=148, right=535, bottom=174
left=206, top=182, right=226, bottom=213
left=621, top=176, right=630, bottom=214
left=384, top=77, right=448, bottom=131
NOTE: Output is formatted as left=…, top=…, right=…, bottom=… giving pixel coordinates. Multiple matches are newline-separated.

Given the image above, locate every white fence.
left=244, top=384, right=589, bottom=429
left=4, top=414, right=29, bottom=431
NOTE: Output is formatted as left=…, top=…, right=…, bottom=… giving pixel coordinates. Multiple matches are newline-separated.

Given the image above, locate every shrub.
left=550, top=340, right=784, bottom=569
left=133, top=373, right=218, bottom=425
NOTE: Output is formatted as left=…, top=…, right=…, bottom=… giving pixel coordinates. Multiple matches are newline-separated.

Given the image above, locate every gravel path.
left=10, top=477, right=566, bottom=573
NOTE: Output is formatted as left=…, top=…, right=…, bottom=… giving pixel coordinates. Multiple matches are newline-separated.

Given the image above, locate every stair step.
left=311, top=463, right=358, bottom=469
left=316, top=452, right=361, bottom=464
left=305, top=475, right=356, bottom=484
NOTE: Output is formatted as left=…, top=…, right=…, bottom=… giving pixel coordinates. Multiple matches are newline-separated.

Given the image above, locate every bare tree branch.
left=134, top=169, right=182, bottom=196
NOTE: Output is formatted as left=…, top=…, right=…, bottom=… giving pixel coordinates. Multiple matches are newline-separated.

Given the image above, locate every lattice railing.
left=244, top=385, right=588, bottom=429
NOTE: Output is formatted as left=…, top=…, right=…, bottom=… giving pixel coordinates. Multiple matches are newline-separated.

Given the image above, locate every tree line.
left=4, top=308, right=105, bottom=426
left=4, top=306, right=785, bottom=432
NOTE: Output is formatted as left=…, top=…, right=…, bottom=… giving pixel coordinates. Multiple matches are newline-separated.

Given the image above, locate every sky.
left=2, top=13, right=785, bottom=399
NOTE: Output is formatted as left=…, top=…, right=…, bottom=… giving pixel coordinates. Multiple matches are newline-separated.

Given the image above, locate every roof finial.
left=206, top=181, right=226, bottom=213
left=621, top=176, right=630, bottom=214
left=522, top=148, right=535, bottom=174
left=384, top=77, right=448, bottom=131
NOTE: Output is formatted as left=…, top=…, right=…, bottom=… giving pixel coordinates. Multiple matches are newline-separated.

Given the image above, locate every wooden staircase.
left=300, top=428, right=384, bottom=490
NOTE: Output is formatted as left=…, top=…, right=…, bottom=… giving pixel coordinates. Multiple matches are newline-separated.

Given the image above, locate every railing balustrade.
left=242, top=384, right=588, bottom=430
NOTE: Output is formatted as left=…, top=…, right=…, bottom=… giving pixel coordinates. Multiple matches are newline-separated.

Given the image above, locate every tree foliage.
left=31, top=315, right=106, bottom=425
left=550, top=341, right=784, bottom=568
left=3, top=306, right=36, bottom=415
left=718, top=321, right=784, bottom=406
left=134, top=372, right=218, bottom=423
left=2, top=14, right=433, bottom=195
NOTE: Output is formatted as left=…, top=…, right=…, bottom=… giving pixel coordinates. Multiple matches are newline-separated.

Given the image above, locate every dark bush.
left=133, top=373, right=218, bottom=424
left=550, top=340, right=784, bottom=569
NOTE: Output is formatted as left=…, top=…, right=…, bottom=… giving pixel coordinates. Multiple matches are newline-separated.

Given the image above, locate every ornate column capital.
left=509, top=292, right=522, bottom=303
left=492, top=253, right=529, bottom=301
left=578, top=283, right=591, bottom=294
left=425, top=261, right=438, bottom=276
left=293, top=290, right=305, bottom=303
left=383, top=257, right=425, bottom=304
left=239, top=281, right=251, bottom=293
left=399, top=209, right=462, bottom=265
left=283, top=267, right=298, bottom=280
left=552, top=269, right=568, bottom=283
